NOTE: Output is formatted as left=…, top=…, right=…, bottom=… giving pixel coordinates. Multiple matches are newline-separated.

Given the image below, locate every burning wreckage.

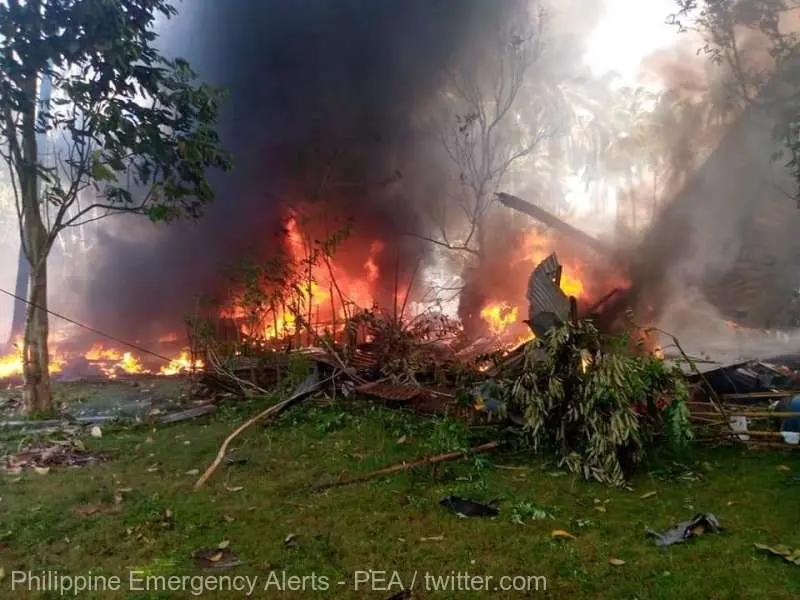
left=3, top=193, right=799, bottom=489
left=183, top=194, right=799, bottom=489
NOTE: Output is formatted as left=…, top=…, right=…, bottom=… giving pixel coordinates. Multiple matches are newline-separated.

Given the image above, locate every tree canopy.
left=0, top=0, right=231, bottom=247
left=0, top=0, right=231, bottom=414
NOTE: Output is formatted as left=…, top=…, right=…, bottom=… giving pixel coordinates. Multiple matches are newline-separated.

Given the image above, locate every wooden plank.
left=692, top=411, right=800, bottom=418
left=721, top=391, right=800, bottom=400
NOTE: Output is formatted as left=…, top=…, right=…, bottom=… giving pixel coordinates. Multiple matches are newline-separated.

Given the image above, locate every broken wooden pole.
left=496, top=192, right=611, bottom=255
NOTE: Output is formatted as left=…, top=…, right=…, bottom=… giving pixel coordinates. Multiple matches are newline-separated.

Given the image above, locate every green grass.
left=1, top=387, right=799, bottom=599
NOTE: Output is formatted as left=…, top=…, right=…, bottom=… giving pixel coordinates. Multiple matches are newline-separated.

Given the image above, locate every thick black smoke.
left=75, top=0, right=525, bottom=342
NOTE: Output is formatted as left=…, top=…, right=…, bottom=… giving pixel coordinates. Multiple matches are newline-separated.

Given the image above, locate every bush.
left=504, top=320, right=692, bottom=486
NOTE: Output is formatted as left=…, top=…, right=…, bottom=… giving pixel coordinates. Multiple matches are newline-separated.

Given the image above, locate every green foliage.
left=508, top=500, right=556, bottom=525
left=0, top=0, right=231, bottom=232
left=504, top=320, right=692, bottom=486
left=285, top=351, right=312, bottom=389
left=423, top=416, right=471, bottom=455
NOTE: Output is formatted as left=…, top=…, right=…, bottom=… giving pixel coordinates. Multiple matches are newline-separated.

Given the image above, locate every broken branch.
left=312, top=441, right=501, bottom=491
left=194, top=373, right=327, bottom=490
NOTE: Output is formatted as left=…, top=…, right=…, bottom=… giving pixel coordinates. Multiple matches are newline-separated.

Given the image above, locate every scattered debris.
left=608, top=558, right=626, bottom=566
left=551, top=530, right=576, bottom=540
left=223, top=454, right=247, bottom=466
left=157, top=404, right=216, bottom=425
left=754, top=543, right=800, bottom=566
left=509, top=501, right=555, bottom=524
left=90, top=425, right=103, bottom=438
left=640, top=491, right=657, bottom=500
left=646, top=513, right=721, bottom=547
left=440, top=497, right=499, bottom=518
left=1, top=443, right=104, bottom=472
left=192, top=548, right=245, bottom=569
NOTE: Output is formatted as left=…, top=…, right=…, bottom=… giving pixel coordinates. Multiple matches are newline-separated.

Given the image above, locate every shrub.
left=505, top=320, right=692, bottom=486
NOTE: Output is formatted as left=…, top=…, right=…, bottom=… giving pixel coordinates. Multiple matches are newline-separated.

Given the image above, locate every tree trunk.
left=17, top=34, right=53, bottom=416
left=5, top=244, right=29, bottom=347
left=22, top=257, right=51, bottom=414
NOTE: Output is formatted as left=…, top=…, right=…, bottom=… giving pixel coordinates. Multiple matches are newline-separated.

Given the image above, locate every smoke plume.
left=68, top=0, right=538, bottom=342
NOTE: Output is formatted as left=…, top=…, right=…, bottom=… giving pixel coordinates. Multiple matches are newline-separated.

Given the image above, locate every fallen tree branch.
left=207, top=349, right=271, bottom=397
left=194, top=372, right=328, bottom=490
left=636, top=323, right=730, bottom=423
left=312, top=440, right=501, bottom=491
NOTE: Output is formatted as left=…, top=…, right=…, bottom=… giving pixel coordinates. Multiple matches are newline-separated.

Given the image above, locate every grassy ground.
left=1, top=380, right=798, bottom=599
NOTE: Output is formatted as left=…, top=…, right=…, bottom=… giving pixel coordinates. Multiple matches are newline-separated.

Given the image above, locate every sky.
left=562, top=0, right=685, bottom=219
left=585, top=0, right=681, bottom=88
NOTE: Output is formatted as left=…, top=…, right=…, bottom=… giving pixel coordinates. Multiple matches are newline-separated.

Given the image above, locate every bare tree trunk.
left=5, top=244, right=28, bottom=347
left=22, top=256, right=51, bottom=414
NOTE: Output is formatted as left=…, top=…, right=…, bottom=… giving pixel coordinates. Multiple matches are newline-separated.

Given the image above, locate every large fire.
left=0, top=211, right=397, bottom=383
left=227, top=213, right=397, bottom=342
left=0, top=210, right=628, bottom=383
left=0, top=338, right=202, bottom=381
left=477, top=225, right=626, bottom=341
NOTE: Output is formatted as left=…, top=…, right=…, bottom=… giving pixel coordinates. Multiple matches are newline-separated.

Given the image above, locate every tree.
left=671, top=0, right=800, bottom=196
left=422, top=4, right=552, bottom=259
left=0, top=0, right=231, bottom=414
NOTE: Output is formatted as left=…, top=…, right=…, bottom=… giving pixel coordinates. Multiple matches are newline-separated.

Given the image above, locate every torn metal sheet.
left=646, top=513, right=721, bottom=546
left=527, top=252, right=571, bottom=337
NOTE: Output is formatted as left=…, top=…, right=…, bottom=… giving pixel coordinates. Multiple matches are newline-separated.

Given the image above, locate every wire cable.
left=0, top=286, right=173, bottom=362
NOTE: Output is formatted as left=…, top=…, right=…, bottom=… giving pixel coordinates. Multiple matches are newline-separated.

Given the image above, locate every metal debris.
left=527, top=253, right=571, bottom=338
left=646, top=513, right=721, bottom=546
left=440, top=496, right=499, bottom=518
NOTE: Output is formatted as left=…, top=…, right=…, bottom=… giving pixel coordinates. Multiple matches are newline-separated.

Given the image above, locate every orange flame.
left=517, top=228, right=585, bottom=298
left=476, top=226, right=594, bottom=340
left=233, top=214, right=386, bottom=341
left=159, top=350, right=204, bottom=376
left=0, top=337, right=64, bottom=378
left=0, top=338, right=207, bottom=381
left=85, top=344, right=122, bottom=362
left=480, top=303, right=519, bottom=335
left=364, top=240, right=384, bottom=282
